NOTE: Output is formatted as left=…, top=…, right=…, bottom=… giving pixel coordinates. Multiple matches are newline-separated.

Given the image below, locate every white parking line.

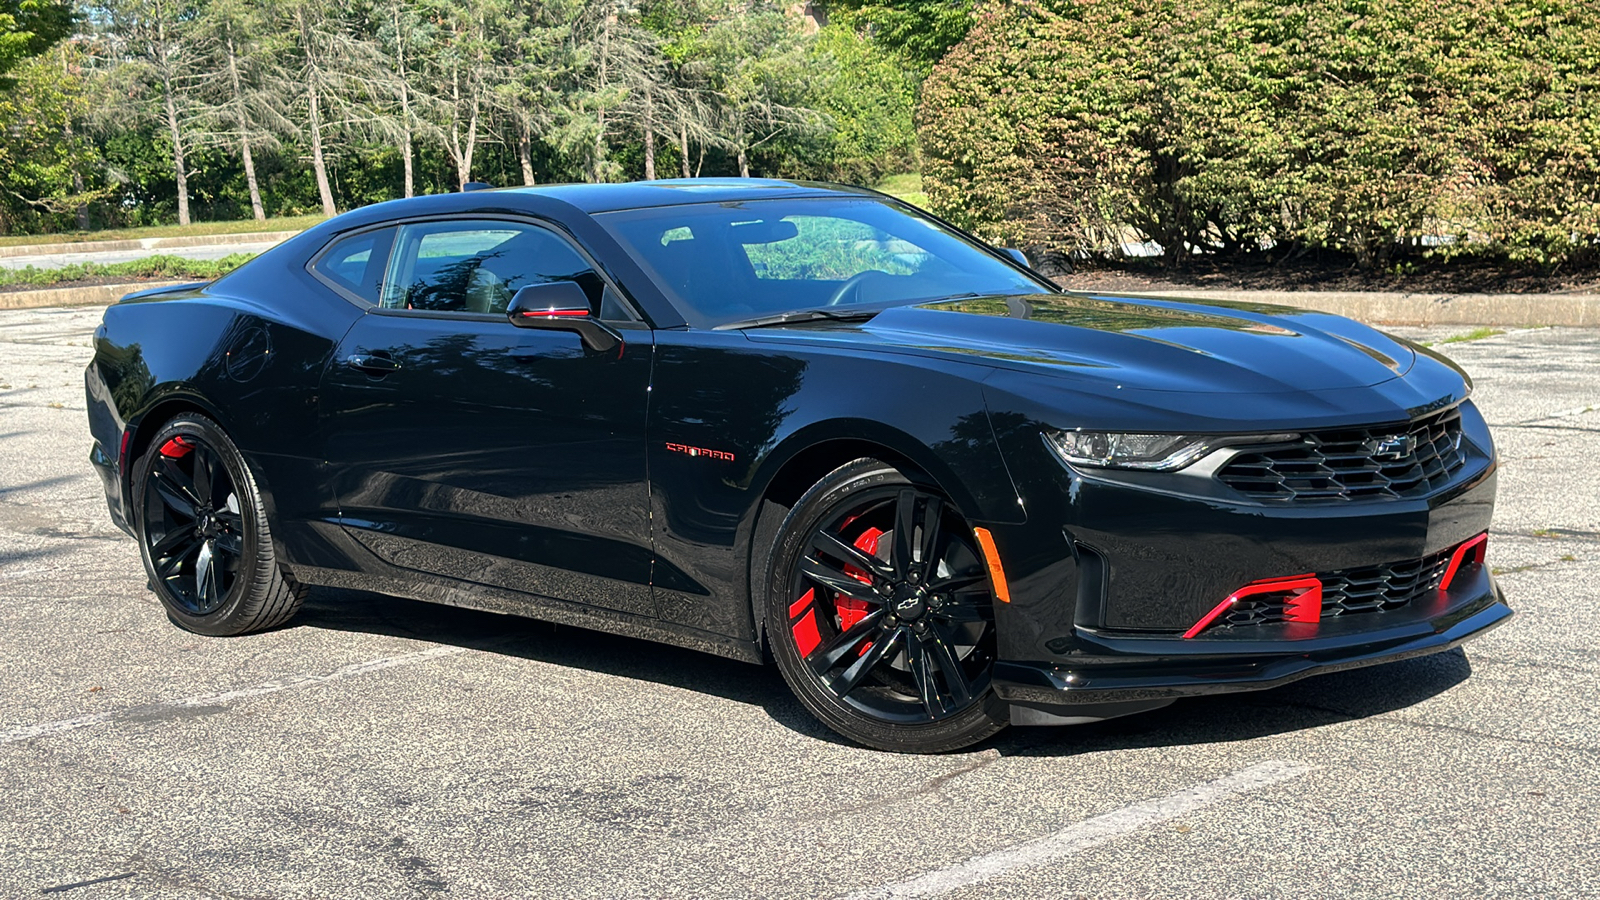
left=1, top=645, right=466, bottom=746
left=845, top=759, right=1313, bottom=900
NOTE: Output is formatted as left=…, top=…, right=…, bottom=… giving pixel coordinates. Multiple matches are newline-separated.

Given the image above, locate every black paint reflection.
left=319, top=312, right=656, bottom=616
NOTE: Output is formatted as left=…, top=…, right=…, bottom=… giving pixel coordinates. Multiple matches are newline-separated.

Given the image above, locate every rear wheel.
left=767, top=459, right=1007, bottom=753
left=132, top=414, right=305, bottom=636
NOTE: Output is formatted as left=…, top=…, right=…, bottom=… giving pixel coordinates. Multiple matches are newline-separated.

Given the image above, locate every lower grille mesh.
left=1222, top=548, right=1454, bottom=628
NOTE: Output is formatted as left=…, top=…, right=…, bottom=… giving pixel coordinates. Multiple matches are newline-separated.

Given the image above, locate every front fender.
left=646, top=329, right=1023, bottom=643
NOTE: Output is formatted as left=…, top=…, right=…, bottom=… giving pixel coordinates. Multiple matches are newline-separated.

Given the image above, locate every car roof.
left=483, top=178, right=882, bottom=213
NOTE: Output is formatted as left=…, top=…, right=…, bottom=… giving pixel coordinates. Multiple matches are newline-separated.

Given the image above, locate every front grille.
left=1221, top=548, right=1454, bottom=628
left=1218, top=406, right=1467, bottom=501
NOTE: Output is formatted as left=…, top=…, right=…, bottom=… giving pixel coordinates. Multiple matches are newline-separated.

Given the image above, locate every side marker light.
left=972, top=527, right=1011, bottom=604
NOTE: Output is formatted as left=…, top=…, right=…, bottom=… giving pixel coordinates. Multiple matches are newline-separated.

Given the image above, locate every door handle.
left=346, top=353, right=401, bottom=375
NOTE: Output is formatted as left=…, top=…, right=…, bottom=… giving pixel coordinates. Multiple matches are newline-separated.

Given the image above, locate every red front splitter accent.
left=1439, top=532, right=1489, bottom=592
left=1183, top=574, right=1323, bottom=638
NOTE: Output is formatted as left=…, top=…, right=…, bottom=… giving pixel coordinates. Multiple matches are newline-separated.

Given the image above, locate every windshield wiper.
left=715, top=293, right=992, bottom=331
left=714, top=307, right=886, bottom=331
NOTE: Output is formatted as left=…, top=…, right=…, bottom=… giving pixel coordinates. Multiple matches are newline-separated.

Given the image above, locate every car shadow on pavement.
left=294, top=586, right=840, bottom=743
left=294, top=586, right=1474, bottom=755
left=989, top=649, right=1473, bottom=758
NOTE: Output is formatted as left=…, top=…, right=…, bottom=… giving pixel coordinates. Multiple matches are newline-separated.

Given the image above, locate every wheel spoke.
left=798, top=556, right=884, bottom=606
left=811, top=531, right=892, bottom=582
left=195, top=540, right=215, bottom=607
left=934, top=601, right=991, bottom=624
left=916, top=495, right=943, bottom=575
left=153, top=459, right=199, bottom=518
left=906, top=640, right=948, bottom=719
left=807, top=611, right=886, bottom=674
left=192, top=445, right=214, bottom=509
left=921, top=624, right=973, bottom=708
left=891, top=489, right=916, bottom=580
left=827, top=626, right=903, bottom=696
left=213, top=529, right=243, bottom=558
left=927, top=571, right=984, bottom=593
left=149, top=526, right=195, bottom=559
left=153, top=534, right=201, bottom=577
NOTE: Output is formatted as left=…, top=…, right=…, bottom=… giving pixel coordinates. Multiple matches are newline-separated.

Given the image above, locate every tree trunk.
left=298, top=9, right=336, bottom=217
left=71, top=166, right=88, bottom=230
left=679, top=120, right=690, bottom=178
left=643, top=86, right=655, bottom=181
left=307, top=82, right=336, bottom=216
left=402, top=126, right=414, bottom=198
left=593, top=11, right=611, bottom=183
left=226, top=39, right=265, bottom=221
left=61, top=51, right=87, bottom=229
left=519, top=122, right=536, bottom=185
left=394, top=4, right=414, bottom=198
left=162, top=75, right=190, bottom=226
left=446, top=68, right=479, bottom=190
left=737, top=144, right=749, bottom=178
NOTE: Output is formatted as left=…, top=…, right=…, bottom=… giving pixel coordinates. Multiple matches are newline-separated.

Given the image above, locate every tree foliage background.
left=920, top=0, right=1600, bottom=269
left=0, top=0, right=925, bottom=234
left=4, top=0, right=1599, bottom=275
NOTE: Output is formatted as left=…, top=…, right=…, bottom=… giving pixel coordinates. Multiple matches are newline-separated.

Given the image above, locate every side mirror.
left=506, top=282, right=620, bottom=353
left=1000, top=247, right=1031, bottom=269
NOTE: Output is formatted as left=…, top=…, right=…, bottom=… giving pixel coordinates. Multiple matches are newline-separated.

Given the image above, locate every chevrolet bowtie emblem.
left=1369, top=434, right=1417, bottom=460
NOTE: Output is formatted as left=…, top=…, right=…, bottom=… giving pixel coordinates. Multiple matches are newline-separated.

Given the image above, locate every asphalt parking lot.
left=1, top=305, right=1596, bottom=899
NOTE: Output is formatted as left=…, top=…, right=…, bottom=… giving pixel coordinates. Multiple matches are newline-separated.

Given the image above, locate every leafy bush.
left=920, top=0, right=1600, bottom=269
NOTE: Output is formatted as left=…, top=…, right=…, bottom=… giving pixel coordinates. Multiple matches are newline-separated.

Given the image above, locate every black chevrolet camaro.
left=84, top=179, right=1511, bottom=752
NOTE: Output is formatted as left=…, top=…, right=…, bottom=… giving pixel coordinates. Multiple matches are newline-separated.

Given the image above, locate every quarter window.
left=312, top=227, right=393, bottom=304
left=379, top=219, right=613, bottom=316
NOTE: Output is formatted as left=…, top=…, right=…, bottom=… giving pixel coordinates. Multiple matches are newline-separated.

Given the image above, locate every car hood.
left=743, top=292, right=1416, bottom=394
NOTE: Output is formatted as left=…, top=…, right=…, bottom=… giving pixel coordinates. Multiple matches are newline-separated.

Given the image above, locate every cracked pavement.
left=0, top=308, right=1596, bottom=898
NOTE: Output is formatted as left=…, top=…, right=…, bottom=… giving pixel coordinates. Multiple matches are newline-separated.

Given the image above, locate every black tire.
left=131, top=414, right=306, bottom=636
left=766, top=458, right=1008, bottom=753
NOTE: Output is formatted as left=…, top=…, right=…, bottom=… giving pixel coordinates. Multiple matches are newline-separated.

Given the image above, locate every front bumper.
left=994, top=561, right=1510, bottom=717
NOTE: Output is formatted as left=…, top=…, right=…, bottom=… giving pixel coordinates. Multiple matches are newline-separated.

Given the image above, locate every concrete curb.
left=0, top=230, right=301, bottom=260
left=1134, top=289, right=1600, bottom=327
left=0, top=281, right=190, bottom=310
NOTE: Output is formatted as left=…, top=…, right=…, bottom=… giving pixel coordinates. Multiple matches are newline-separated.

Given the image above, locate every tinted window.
left=380, top=219, right=609, bottom=315
left=597, top=198, right=1051, bottom=328
left=312, top=227, right=393, bottom=303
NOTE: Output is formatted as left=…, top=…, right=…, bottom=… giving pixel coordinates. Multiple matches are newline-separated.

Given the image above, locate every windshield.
left=595, top=197, right=1054, bottom=328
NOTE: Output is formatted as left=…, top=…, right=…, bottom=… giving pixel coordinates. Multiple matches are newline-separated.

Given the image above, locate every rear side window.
left=380, top=219, right=609, bottom=315
left=311, top=227, right=393, bottom=304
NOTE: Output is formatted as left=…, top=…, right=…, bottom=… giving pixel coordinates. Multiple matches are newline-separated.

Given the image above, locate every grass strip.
left=0, top=253, right=256, bottom=289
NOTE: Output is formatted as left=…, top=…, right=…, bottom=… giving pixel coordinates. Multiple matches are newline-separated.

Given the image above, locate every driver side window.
left=380, top=219, right=617, bottom=316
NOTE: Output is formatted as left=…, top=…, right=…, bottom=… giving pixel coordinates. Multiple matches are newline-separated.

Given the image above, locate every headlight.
left=1044, top=430, right=1301, bottom=471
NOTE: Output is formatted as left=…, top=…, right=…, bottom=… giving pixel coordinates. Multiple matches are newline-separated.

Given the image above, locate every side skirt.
left=286, top=562, right=766, bottom=665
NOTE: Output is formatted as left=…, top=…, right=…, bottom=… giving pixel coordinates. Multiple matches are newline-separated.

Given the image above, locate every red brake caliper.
left=158, top=435, right=194, bottom=458
left=790, top=525, right=884, bottom=659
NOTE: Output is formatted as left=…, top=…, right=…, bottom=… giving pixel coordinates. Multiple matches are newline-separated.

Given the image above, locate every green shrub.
left=920, top=0, right=1600, bottom=269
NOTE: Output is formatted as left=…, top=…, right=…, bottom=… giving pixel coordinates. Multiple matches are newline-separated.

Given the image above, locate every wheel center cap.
left=892, top=585, right=929, bottom=620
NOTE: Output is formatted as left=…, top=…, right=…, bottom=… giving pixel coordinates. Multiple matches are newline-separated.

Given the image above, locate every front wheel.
left=132, top=414, right=306, bottom=636
left=767, top=459, right=1008, bottom=753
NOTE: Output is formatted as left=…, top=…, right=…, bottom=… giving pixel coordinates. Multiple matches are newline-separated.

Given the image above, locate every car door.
left=316, top=216, right=657, bottom=617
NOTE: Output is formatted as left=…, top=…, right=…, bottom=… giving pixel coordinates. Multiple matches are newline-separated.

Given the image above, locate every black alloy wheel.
left=769, top=459, right=1007, bottom=753
left=133, top=414, right=306, bottom=635
left=142, top=433, right=243, bottom=615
